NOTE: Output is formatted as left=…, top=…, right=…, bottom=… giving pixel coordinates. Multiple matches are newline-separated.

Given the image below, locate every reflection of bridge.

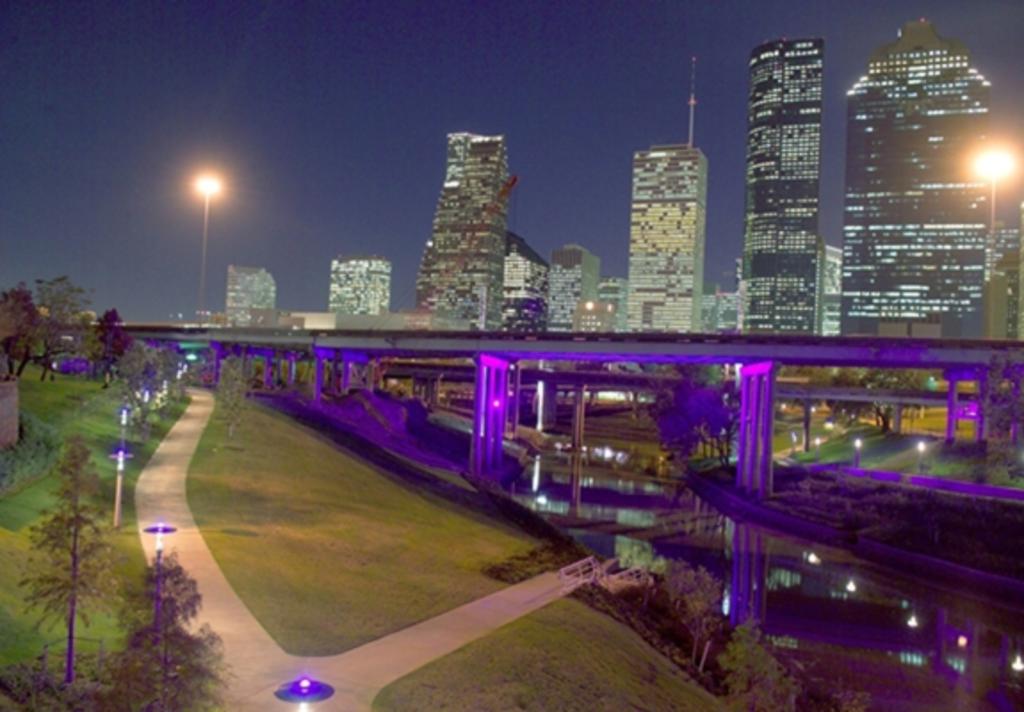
left=130, top=326, right=1020, bottom=497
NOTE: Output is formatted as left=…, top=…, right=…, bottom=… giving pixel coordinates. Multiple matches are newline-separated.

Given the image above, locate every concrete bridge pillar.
left=262, top=351, right=274, bottom=389
left=210, top=342, right=223, bottom=385
left=572, top=385, right=587, bottom=453
left=893, top=403, right=903, bottom=434
left=313, top=348, right=332, bottom=403
left=802, top=399, right=812, bottom=452
left=509, top=364, right=522, bottom=437
left=735, top=361, right=776, bottom=499
left=945, top=368, right=986, bottom=444
left=287, top=354, right=297, bottom=386
left=471, top=355, right=509, bottom=477
left=729, top=523, right=767, bottom=627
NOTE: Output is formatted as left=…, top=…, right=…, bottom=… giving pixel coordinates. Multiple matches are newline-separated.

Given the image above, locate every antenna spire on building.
left=687, top=55, right=698, bottom=147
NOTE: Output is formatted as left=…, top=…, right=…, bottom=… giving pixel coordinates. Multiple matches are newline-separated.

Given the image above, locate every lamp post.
left=974, top=149, right=1015, bottom=279
left=853, top=438, right=863, bottom=469
left=814, top=436, right=822, bottom=462
left=143, top=524, right=177, bottom=630
left=916, top=440, right=927, bottom=474
left=193, top=174, right=223, bottom=326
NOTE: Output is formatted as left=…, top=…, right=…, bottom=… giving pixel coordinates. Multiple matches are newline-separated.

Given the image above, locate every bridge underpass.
left=134, top=327, right=1019, bottom=498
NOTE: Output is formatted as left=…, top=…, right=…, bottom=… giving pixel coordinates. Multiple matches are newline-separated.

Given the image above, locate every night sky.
left=2, top=0, right=1022, bottom=321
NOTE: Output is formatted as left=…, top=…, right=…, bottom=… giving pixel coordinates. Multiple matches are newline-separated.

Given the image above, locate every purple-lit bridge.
left=129, top=326, right=1024, bottom=498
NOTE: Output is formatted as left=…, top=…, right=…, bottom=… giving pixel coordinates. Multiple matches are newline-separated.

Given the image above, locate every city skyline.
left=3, top=1, right=1021, bottom=321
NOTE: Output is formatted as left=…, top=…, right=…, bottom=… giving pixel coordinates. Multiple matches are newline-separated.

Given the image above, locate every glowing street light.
left=845, top=578, right=857, bottom=593
left=916, top=440, right=927, bottom=473
left=907, top=614, right=919, bottom=628
left=814, top=436, right=822, bottom=461
left=193, top=173, right=224, bottom=326
left=974, top=148, right=1016, bottom=278
left=108, top=447, right=134, bottom=528
left=1013, top=654, right=1024, bottom=673
left=853, top=438, right=863, bottom=468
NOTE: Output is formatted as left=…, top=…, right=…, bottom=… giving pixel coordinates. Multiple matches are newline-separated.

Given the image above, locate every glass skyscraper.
left=741, top=38, right=824, bottom=334
left=416, top=133, right=509, bottom=330
left=627, top=145, right=707, bottom=333
left=329, top=255, right=391, bottom=316
left=841, top=20, right=990, bottom=338
left=598, top=277, right=629, bottom=333
left=502, top=232, right=548, bottom=332
left=548, top=244, right=600, bottom=332
left=821, top=245, right=843, bottom=336
left=225, top=265, right=276, bottom=327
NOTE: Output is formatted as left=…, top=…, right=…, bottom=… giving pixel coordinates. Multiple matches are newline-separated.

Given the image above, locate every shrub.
left=0, top=413, right=61, bottom=494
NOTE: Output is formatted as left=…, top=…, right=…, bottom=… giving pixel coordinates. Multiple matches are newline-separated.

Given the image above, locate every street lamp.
left=193, top=173, right=223, bottom=326
left=853, top=438, right=863, bottom=468
left=143, top=523, right=177, bottom=631
left=974, top=149, right=1015, bottom=278
left=916, top=440, right=926, bottom=474
left=814, top=436, right=822, bottom=461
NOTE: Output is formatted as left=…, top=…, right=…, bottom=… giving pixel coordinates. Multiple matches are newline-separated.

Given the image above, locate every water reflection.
left=508, top=452, right=1024, bottom=710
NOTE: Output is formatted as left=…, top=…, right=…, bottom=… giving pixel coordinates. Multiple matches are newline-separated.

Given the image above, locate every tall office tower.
left=821, top=245, right=843, bottom=336
left=416, top=133, right=509, bottom=330
left=627, top=145, right=707, bottom=332
left=502, top=232, right=549, bottom=332
left=329, top=255, right=391, bottom=316
left=225, top=265, right=276, bottom=327
left=548, top=244, right=600, bottom=332
left=741, top=39, right=825, bottom=334
left=841, top=20, right=990, bottom=338
left=598, top=277, right=630, bottom=332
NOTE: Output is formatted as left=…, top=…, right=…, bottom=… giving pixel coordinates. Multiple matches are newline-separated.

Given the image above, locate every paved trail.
left=135, top=390, right=564, bottom=711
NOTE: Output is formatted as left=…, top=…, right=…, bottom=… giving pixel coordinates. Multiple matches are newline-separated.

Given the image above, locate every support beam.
left=736, top=361, right=775, bottom=499
left=946, top=376, right=959, bottom=444
left=313, top=349, right=328, bottom=403
left=893, top=404, right=903, bottom=434
left=976, top=371, right=988, bottom=444
left=471, top=355, right=509, bottom=478
left=802, top=399, right=811, bottom=452
left=572, top=385, right=586, bottom=453
left=263, top=352, right=274, bottom=389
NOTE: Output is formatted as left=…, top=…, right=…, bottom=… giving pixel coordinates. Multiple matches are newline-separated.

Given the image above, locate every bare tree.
left=22, top=436, right=115, bottom=684
left=664, top=561, right=723, bottom=672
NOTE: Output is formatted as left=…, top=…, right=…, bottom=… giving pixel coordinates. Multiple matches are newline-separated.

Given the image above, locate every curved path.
left=135, top=390, right=564, bottom=710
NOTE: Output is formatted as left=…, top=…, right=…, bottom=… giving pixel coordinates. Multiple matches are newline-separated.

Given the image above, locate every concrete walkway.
left=135, top=390, right=564, bottom=711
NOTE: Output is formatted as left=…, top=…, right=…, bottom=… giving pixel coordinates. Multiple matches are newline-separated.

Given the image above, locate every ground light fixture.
left=274, top=676, right=335, bottom=702
left=108, top=447, right=134, bottom=528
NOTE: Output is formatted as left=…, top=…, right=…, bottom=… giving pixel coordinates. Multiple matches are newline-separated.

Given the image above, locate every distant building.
left=598, top=277, right=629, bottom=332
left=985, top=251, right=1019, bottom=340
left=572, top=299, right=617, bottom=333
left=821, top=245, right=842, bottom=336
left=225, top=265, right=276, bottom=327
left=548, top=244, right=600, bottom=332
left=841, top=20, right=990, bottom=338
left=701, top=288, right=740, bottom=333
left=627, top=145, right=706, bottom=333
left=329, top=256, right=391, bottom=316
left=416, top=133, right=509, bottom=330
left=503, top=232, right=548, bottom=332
left=987, top=223, right=1020, bottom=281
left=741, top=38, right=825, bottom=335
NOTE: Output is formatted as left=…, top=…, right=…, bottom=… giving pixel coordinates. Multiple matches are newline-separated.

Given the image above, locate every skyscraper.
left=627, top=145, right=707, bottom=332
left=598, top=277, right=629, bottom=332
left=329, top=256, right=391, bottom=316
left=225, top=265, right=276, bottom=327
left=841, top=20, right=990, bottom=338
left=821, top=245, right=843, bottom=336
left=548, top=244, right=600, bottom=332
left=503, top=232, right=548, bottom=332
left=416, top=133, right=510, bottom=330
left=741, top=39, right=824, bottom=334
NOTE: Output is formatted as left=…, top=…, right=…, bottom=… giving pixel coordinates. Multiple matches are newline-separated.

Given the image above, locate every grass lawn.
left=0, top=368, right=187, bottom=665
left=187, top=402, right=536, bottom=656
left=371, top=598, right=720, bottom=712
